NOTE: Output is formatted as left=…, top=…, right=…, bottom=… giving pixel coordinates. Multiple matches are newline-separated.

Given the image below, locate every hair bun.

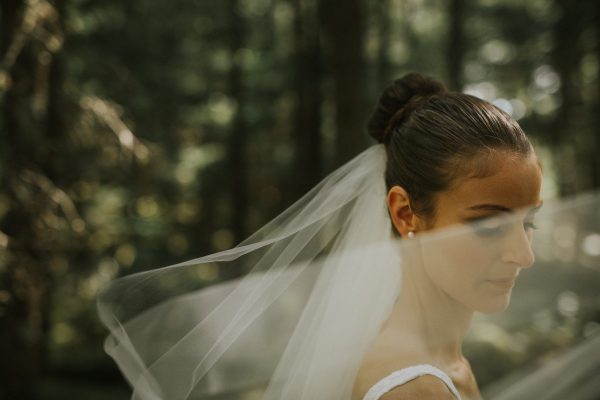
left=368, top=73, right=447, bottom=144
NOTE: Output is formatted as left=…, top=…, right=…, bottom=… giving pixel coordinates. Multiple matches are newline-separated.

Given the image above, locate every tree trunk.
left=591, top=0, right=600, bottom=189
left=376, top=0, right=392, bottom=89
left=551, top=0, right=584, bottom=195
left=0, top=0, right=66, bottom=397
left=227, top=0, right=248, bottom=247
left=320, top=0, right=368, bottom=166
left=0, top=1, right=42, bottom=398
left=447, top=0, right=466, bottom=91
left=290, top=0, right=322, bottom=201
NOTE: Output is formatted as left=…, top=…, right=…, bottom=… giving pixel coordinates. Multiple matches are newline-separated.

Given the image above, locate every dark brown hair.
left=368, top=73, right=534, bottom=227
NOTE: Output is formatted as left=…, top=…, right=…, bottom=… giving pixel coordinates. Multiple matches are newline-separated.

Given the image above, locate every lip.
left=487, top=279, right=516, bottom=289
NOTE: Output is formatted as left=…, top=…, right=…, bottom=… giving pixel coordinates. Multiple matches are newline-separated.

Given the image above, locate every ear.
left=387, top=186, right=417, bottom=239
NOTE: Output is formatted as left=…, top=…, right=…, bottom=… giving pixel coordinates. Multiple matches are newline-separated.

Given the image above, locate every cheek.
left=420, top=237, right=504, bottom=303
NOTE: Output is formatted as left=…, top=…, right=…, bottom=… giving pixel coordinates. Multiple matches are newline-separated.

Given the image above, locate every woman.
left=99, top=73, right=548, bottom=400
left=353, top=73, right=542, bottom=400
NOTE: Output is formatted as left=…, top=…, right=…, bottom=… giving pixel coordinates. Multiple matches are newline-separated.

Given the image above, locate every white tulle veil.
left=97, top=143, right=600, bottom=400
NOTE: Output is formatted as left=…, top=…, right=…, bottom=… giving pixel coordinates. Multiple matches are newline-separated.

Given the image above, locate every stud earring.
left=407, top=231, right=415, bottom=239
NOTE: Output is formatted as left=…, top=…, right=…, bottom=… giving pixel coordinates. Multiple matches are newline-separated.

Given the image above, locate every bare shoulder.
left=352, top=329, right=427, bottom=400
left=378, top=375, right=456, bottom=400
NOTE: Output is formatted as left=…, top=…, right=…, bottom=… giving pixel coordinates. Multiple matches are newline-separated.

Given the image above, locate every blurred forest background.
left=0, top=0, right=599, bottom=399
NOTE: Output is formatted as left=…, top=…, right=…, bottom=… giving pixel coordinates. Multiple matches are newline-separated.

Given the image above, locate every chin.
left=476, top=293, right=512, bottom=314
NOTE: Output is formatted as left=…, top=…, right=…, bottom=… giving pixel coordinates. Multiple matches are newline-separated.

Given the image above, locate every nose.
left=501, top=226, right=535, bottom=268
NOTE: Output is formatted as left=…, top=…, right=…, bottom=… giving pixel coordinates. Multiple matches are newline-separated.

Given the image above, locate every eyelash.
left=469, top=218, right=538, bottom=237
left=472, top=221, right=504, bottom=237
left=524, top=221, right=539, bottom=231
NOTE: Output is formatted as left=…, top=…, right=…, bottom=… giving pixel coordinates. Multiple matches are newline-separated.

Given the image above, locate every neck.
left=387, top=260, right=474, bottom=365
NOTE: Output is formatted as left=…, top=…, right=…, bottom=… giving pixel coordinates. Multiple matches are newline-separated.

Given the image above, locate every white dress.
left=362, top=364, right=462, bottom=400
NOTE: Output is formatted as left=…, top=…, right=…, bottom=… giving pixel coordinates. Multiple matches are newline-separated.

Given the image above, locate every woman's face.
left=415, top=151, right=543, bottom=314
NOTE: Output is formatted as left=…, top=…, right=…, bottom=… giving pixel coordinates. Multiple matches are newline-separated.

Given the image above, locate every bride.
left=352, top=73, right=541, bottom=400
left=98, top=73, right=579, bottom=400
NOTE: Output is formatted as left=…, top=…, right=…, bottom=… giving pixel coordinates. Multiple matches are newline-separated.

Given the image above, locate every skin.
left=353, top=150, right=543, bottom=400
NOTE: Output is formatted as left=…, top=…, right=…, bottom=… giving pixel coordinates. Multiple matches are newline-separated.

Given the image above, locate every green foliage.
left=0, top=0, right=598, bottom=398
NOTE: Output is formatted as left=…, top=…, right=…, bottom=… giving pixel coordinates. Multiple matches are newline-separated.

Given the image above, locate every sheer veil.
left=97, top=143, right=600, bottom=400
left=97, top=144, right=402, bottom=400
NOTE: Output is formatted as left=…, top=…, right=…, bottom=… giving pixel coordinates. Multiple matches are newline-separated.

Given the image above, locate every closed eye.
left=467, top=215, right=507, bottom=237
left=524, top=221, right=538, bottom=231
left=467, top=216, right=538, bottom=238
left=465, top=202, right=542, bottom=238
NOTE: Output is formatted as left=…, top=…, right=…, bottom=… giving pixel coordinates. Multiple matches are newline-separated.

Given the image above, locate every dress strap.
left=362, top=364, right=462, bottom=400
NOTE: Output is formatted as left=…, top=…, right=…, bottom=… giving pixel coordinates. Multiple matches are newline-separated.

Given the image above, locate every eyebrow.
left=466, top=202, right=543, bottom=213
left=466, top=204, right=513, bottom=213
